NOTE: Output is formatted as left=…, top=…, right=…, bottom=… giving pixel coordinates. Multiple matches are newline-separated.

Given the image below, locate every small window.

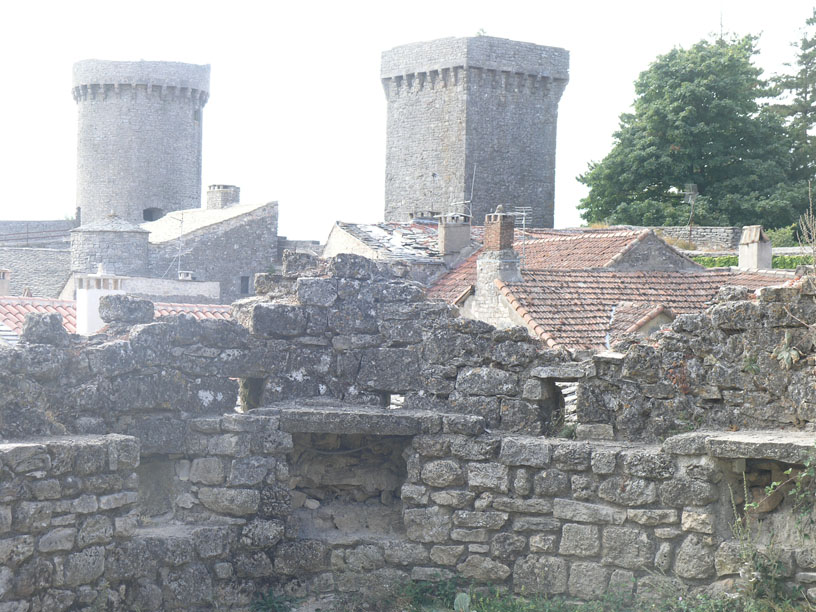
left=194, top=109, right=201, bottom=123
left=240, top=276, right=250, bottom=294
left=143, top=207, right=164, bottom=221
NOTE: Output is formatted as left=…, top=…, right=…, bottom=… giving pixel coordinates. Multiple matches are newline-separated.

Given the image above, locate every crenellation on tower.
left=73, top=59, right=210, bottom=226
left=382, top=36, right=568, bottom=227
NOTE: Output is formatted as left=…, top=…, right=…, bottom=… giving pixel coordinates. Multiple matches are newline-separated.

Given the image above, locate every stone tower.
left=381, top=36, right=569, bottom=227
left=72, top=60, right=210, bottom=226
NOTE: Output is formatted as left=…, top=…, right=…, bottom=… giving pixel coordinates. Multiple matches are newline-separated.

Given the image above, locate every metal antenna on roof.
left=514, top=207, right=532, bottom=270
left=682, top=184, right=698, bottom=246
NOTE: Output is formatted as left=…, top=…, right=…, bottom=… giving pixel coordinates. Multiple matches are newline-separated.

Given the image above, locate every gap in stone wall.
left=289, top=433, right=410, bottom=544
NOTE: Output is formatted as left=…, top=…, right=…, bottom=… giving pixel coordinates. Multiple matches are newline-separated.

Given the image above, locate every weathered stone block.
left=421, top=460, right=464, bottom=487
left=449, top=436, right=499, bottom=461
left=681, top=510, right=715, bottom=534
left=37, top=528, right=76, bottom=552
left=626, top=509, right=678, bottom=526
left=511, top=517, right=560, bottom=532
left=64, top=546, right=104, bottom=587
left=456, top=367, right=518, bottom=396
left=248, top=303, right=308, bottom=337
left=499, top=437, right=550, bottom=467
left=164, top=562, right=213, bottom=605
left=457, top=555, right=511, bottom=581
left=559, top=524, right=600, bottom=557
left=533, top=469, right=570, bottom=496
left=404, top=506, right=452, bottom=543
left=358, top=348, right=421, bottom=391
left=383, top=542, right=429, bottom=566
left=513, top=555, right=567, bottom=594
left=529, top=534, right=557, bottom=553
left=296, top=278, right=338, bottom=307
left=198, top=488, right=260, bottom=516
left=453, top=511, right=508, bottom=529
left=492, top=498, right=552, bottom=514
left=552, top=442, right=591, bottom=471
left=553, top=499, right=626, bottom=525
left=189, top=457, right=225, bottom=485
left=274, top=540, right=329, bottom=575
left=621, top=450, right=675, bottom=479
left=240, top=519, right=284, bottom=549
left=430, top=545, right=464, bottom=565
left=451, top=528, right=490, bottom=542
left=429, top=490, right=475, bottom=508
left=467, top=462, right=510, bottom=493
left=602, top=527, right=653, bottom=570
left=675, top=534, right=714, bottom=579
left=659, top=478, right=718, bottom=507
left=598, top=476, right=657, bottom=506
left=569, top=562, right=609, bottom=599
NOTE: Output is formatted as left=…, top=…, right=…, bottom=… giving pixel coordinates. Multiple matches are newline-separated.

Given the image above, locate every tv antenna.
left=514, top=206, right=532, bottom=268
left=682, top=183, right=698, bottom=246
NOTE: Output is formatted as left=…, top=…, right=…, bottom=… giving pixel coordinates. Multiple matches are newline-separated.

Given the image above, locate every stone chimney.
left=438, top=213, right=472, bottom=257
left=466, top=206, right=523, bottom=328
left=75, top=266, right=125, bottom=335
left=0, top=269, right=9, bottom=296
left=739, top=225, right=772, bottom=270
left=206, top=185, right=241, bottom=209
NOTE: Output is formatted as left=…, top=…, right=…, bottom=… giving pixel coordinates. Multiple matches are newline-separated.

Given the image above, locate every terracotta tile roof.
left=609, top=302, right=671, bottom=336
left=154, top=302, right=232, bottom=320
left=496, top=268, right=790, bottom=351
left=0, top=297, right=231, bottom=340
left=0, top=296, right=78, bottom=336
left=427, top=229, right=651, bottom=301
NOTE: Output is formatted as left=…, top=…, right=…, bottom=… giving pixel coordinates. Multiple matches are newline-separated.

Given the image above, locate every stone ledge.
left=705, top=430, right=816, bottom=464
left=260, top=402, right=487, bottom=436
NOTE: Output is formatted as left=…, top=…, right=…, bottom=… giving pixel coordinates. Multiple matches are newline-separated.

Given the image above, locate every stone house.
left=428, top=211, right=793, bottom=355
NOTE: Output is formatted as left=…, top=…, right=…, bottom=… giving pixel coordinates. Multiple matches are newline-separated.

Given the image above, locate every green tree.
left=772, top=9, right=816, bottom=180
left=579, top=36, right=793, bottom=227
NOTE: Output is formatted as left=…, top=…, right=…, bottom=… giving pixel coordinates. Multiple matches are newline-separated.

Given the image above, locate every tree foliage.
left=772, top=9, right=816, bottom=179
left=579, top=36, right=797, bottom=228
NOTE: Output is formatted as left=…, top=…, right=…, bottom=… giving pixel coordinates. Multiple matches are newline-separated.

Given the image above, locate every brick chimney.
left=0, top=269, right=9, bottom=296
left=438, top=213, right=472, bottom=257
left=738, top=225, right=772, bottom=270
left=484, top=205, right=516, bottom=251
left=466, top=206, right=523, bottom=327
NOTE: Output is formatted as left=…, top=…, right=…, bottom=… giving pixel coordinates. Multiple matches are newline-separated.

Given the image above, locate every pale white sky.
left=1, top=0, right=813, bottom=239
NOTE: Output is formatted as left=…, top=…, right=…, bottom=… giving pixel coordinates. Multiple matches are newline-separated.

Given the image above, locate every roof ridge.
left=494, top=278, right=559, bottom=348
left=624, top=304, right=671, bottom=334
left=603, top=229, right=651, bottom=267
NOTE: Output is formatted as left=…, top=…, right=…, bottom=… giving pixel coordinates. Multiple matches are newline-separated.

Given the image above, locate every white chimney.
left=75, top=268, right=125, bottom=335
left=0, top=270, right=9, bottom=296
left=739, top=225, right=772, bottom=270
left=438, top=213, right=472, bottom=258
left=206, top=185, right=240, bottom=209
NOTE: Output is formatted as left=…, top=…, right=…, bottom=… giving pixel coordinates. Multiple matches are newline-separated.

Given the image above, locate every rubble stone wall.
left=652, top=226, right=743, bottom=250
left=577, top=284, right=816, bottom=442
left=2, top=253, right=816, bottom=609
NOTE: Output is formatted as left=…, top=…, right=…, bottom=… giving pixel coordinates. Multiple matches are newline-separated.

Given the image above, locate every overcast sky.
left=1, top=0, right=814, bottom=239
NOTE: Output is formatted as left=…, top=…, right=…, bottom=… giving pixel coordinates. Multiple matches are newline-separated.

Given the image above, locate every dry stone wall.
left=1, top=253, right=816, bottom=609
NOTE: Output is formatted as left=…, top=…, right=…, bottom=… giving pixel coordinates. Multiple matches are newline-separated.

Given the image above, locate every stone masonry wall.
left=149, top=203, right=278, bottom=303
left=576, top=283, right=816, bottom=442
left=652, top=226, right=743, bottom=251
left=2, top=254, right=816, bottom=609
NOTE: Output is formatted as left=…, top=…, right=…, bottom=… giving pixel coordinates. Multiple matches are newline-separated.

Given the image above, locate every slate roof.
left=142, top=202, right=274, bottom=244
left=427, top=229, right=653, bottom=302
left=0, top=247, right=72, bottom=298
left=495, top=268, right=793, bottom=351
left=333, top=221, right=483, bottom=262
left=0, top=297, right=231, bottom=344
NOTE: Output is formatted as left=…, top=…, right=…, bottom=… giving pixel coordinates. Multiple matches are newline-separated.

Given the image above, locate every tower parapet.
left=382, top=36, right=569, bottom=227
left=72, top=60, right=211, bottom=226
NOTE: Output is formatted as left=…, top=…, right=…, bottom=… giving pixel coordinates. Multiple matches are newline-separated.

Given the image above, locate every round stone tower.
left=72, top=60, right=210, bottom=226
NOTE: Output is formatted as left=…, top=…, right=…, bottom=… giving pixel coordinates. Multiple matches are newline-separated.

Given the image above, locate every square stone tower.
left=381, top=36, right=569, bottom=227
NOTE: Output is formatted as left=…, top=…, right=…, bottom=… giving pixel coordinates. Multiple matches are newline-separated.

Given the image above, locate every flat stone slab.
left=530, top=363, right=593, bottom=381
left=262, top=402, right=443, bottom=435
left=705, top=431, right=816, bottom=464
